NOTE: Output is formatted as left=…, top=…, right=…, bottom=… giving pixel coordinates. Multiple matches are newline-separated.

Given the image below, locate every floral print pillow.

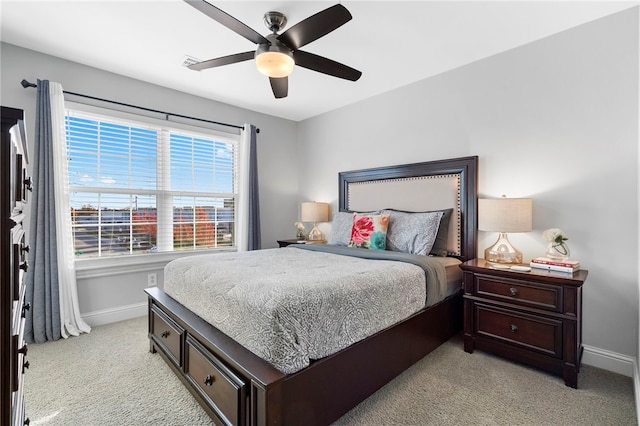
left=348, top=213, right=390, bottom=250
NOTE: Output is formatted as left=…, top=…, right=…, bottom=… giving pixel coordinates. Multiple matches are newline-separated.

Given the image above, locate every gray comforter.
left=163, top=245, right=447, bottom=374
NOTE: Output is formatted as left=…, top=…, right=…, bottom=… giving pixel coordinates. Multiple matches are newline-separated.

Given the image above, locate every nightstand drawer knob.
left=161, top=330, right=170, bottom=338
left=509, top=287, right=518, bottom=296
left=510, top=324, right=518, bottom=333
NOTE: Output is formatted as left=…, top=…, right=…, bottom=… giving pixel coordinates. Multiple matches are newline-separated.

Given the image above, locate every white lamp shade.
left=478, top=197, right=532, bottom=233
left=301, top=202, right=329, bottom=223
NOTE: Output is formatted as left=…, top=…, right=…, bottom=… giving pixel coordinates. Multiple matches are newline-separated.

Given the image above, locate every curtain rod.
left=20, top=79, right=258, bottom=133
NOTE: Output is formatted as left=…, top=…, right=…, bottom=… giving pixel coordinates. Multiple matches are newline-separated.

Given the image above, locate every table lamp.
left=479, top=195, right=533, bottom=264
left=301, top=202, right=329, bottom=241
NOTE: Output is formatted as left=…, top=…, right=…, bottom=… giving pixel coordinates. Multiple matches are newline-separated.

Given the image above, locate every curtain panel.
left=25, top=80, right=90, bottom=343
left=236, top=124, right=261, bottom=251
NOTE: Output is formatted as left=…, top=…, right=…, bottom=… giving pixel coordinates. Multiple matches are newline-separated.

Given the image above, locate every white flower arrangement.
left=542, top=228, right=569, bottom=245
left=294, top=221, right=306, bottom=238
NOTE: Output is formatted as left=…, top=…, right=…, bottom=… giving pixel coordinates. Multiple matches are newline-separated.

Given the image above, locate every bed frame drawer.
left=185, top=335, right=247, bottom=426
left=474, top=303, right=562, bottom=358
left=150, top=305, right=183, bottom=368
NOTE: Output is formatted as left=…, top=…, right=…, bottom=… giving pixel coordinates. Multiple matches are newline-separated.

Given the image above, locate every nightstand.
left=460, top=258, right=588, bottom=388
left=277, top=239, right=306, bottom=247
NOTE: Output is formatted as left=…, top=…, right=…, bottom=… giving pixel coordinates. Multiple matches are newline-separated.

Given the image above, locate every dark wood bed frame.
left=145, top=156, right=478, bottom=426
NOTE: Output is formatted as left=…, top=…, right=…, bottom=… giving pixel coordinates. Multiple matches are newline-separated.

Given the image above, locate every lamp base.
left=307, top=224, right=324, bottom=242
left=484, top=232, right=522, bottom=264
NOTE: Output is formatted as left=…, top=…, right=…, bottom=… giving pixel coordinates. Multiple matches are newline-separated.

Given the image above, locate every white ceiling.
left=1, top=1, right=636, bottom=121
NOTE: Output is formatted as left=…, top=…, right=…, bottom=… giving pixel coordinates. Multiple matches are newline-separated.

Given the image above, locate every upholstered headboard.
left=338, top=156, right=478, bottom=261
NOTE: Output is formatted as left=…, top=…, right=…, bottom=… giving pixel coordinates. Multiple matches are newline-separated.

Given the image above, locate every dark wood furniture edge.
left=459, top=259, right=588, bottom=286
left=276, top=239, right=303, bottom=248
left=2, top=106, right=29, bottom=426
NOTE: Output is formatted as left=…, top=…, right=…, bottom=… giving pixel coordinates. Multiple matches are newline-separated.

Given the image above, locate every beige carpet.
left=24, top=316, right=636, bottom=425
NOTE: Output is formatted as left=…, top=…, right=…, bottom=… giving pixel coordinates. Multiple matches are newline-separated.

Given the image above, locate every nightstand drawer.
left=475, top=275, right=562, bottom=312
left=474, top=304, right=562, bottom=358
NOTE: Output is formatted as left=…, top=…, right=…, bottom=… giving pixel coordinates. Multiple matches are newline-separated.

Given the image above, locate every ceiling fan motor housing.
left=264, top=11, right=287, bottom=33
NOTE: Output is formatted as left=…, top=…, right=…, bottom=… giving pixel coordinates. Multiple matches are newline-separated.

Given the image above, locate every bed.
left=145, top=155, right=478, bottom=426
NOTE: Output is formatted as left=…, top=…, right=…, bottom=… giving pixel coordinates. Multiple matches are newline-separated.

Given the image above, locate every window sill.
left=74, top=247, right=237, bottom=279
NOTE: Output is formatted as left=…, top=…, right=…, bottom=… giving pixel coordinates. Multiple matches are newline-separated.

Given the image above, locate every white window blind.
left=65, top=109, right=238, bottom=259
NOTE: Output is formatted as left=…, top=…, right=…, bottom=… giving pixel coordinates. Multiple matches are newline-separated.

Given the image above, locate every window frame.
left=65, top=102, right=240, bottom=274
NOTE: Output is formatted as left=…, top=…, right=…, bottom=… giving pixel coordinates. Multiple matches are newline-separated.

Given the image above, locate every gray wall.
left=0, top=42, right=300, bottom=319
left=297, top=9, right=639, bottom=362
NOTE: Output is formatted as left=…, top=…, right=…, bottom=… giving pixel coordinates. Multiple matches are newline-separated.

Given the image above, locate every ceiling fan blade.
left=184, top=0, right=269, bottom=45
left=269, top=77, right=288, bottom=98
left=277, top=4, right=352, bottom=50
left=293, top=50, right=362, bottom=81
left=188, top=51, right=255, bottom=71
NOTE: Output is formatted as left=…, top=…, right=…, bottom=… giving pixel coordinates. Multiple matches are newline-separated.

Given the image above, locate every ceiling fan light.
left=256, top=51, right=294, bottom=78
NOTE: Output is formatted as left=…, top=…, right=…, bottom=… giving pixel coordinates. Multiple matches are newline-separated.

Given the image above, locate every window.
left=65, top=108, right=239, bottom=259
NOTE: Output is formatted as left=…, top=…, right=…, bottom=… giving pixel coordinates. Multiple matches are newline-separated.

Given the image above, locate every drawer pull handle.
left=24, top=418, right=30, bottom=425
left=161, top=331, right=170, bottom=338
left=18, top=344, right=28, bottom=356
left=204, top=374, right=215, bottom=386
left=510, top=324, right=518, bottom=333
left=22, top=303, right=31, bottom=318
left=23, top=360, right=30, bottom=372
left=20, top=261, right=29, bottom=272
left=509, top=287, right=518, bottom=296
left=25, top=177, right=33, bottom=192
left=21, top=244, right=30, bottom=254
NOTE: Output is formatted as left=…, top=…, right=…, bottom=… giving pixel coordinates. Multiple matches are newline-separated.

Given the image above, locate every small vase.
left=546, top=242, right=570, bottom=260
left=296, top=231, right=306, bottom=240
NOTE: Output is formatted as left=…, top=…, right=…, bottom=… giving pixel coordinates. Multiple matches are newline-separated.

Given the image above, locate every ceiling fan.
left=184, top=0, right=362, bottom=99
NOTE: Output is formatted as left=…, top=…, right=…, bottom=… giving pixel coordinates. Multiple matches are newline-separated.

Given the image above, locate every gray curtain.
left=24, top=79, right=62, bottom=343
left=247, top=125, right=261, bottom=251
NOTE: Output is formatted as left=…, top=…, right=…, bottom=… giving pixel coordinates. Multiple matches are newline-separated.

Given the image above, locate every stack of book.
left=530, top=257, right=580, bottom=273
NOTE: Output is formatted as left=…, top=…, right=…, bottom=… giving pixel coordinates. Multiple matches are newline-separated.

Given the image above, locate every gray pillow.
left=381, top=209, right=444, bottom=256
left=430, top=208, right=453, bottom=257
left=327, top=211, right=354, bottom=246
left=328, top=211, right=379, bottom=246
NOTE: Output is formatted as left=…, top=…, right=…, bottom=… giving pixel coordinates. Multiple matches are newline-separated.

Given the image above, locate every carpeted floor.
left=24, top=316, right=636, bottom=425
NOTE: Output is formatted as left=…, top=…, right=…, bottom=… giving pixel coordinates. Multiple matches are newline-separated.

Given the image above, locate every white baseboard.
left=582, top=344, right=635, bottom=377
left=81, top=302, right=147, bottom=327
left=583, top=346, right=638, bottom=424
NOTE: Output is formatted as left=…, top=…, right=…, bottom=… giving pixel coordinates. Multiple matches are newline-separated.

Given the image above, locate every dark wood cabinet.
left=460, top=258, right=587, bottom=388
left=1, top=106, right=31, bottom=425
